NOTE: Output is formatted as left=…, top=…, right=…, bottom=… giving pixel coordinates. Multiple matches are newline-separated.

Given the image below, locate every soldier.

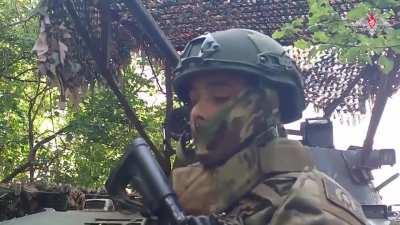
left=171, top=29, right=367, bottom=225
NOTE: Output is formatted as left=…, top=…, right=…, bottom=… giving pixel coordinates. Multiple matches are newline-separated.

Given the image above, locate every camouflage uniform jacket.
left=172, top=138, right=367, bottom=225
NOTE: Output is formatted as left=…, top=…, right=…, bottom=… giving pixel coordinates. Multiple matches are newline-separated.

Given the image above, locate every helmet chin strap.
left=177, top=129, right=197, bottom=165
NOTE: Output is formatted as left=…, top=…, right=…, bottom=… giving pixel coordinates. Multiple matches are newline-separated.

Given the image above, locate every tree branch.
left=0, top=76, right=46, bottom=83
left=32, top=125, right=71, bottom=153
left=1, top=161, right=32, bottom=184
left=32, top=85, right=50, bottom=123
left=26, top=81, right=45, bottom=175
left=0, top=0, right=43, bottom=30
left=0, top=53, right=31, bottom=71
left=0, top=68, right=44, bottom=83
left=363, top=51, right=399, bottom=151
left=0, top=125, right=71, bottom=184
left=27, top=81, right=41, bottom=151
left=146, top=52, right=166, bottom=94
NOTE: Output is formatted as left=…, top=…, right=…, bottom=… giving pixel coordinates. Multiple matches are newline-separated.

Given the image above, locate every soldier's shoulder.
left=241, top=169, right=367, bottom=225
left=270, top=169, right=367, bottom=225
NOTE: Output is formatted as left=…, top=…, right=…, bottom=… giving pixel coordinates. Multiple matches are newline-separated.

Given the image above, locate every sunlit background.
left=286, top=93, right=400, bottom=205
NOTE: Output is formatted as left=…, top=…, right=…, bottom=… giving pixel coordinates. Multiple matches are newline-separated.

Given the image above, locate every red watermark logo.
left=367, top=12, right=377, bottom=29
left=351, top=11, right=391, bottom=36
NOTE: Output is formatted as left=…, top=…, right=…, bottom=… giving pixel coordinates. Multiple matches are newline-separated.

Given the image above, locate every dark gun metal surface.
left=106, top=138, right=186, bottom=225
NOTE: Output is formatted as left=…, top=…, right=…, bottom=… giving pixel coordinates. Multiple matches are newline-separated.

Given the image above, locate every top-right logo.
left=367, top=12, right=377, bottom=29
left=351, top=11, right=391, bottom=36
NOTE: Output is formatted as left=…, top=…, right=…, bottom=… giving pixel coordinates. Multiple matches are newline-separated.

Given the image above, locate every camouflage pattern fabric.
left=66, top=187, right=85, bottom=210
left=172, top=137, right=313, bottom=215
left=211, top=170, right=367, bottom=225
left=172, top=139, right=367, bottom=225
left=172, top=86, right=367, bottom=225
left=192, top=87, right=280, bottom=167
left=259, top=170, right=365, bottom=225
left=0, top=183, right=89, bottom=221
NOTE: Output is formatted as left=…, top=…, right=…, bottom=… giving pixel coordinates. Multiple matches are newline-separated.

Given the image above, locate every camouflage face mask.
left=192, top=87, right=280, bottom=167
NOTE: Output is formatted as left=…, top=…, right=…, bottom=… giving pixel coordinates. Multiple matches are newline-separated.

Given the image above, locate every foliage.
left=273, top=0, right=400, bottom=72
left=0, top=0, right=166, bottom=188
left=273, top=0, right=400, bottom=148
left=58, top=71, right=165, bottom=187
left=0, top=0, right=40, bottom=180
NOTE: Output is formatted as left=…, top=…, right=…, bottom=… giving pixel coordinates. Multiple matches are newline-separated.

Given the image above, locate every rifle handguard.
left=106, top=138, right=186, bottom=225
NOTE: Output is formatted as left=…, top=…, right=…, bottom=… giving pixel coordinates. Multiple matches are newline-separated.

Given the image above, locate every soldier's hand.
left=186, top=215, right=220, bottom=225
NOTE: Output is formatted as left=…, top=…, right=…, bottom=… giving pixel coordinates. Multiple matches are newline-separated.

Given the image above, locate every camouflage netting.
left=147, top=0, right=310, bottom=50
left=33, top=0, right=400, bottom=116
left=142, top=0, right=400, bottom=118
left=33, top=0, right=164, bottom=107
left=0, top=182, right=143, bottom=221
left=290, top=48, right=399, bottom=121
left=0, top=183, right=84, bottom=221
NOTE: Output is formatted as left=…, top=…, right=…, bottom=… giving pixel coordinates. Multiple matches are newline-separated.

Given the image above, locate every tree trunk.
left=164, top=64, right=174, bottom=175
left=363, top=50, right=399, bottom=150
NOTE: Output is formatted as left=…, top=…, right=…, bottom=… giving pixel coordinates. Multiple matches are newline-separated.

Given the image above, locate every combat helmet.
left=174, top=28, right=305, bottom=123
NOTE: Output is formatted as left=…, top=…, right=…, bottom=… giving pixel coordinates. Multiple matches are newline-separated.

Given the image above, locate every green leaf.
left=291, top=18, right=304, bottom=28
left=393, top=46, right=400, bottom=55
left=308, top=24, right=320, bottom=33
left=272, top=30, right=285, bottom=40
left=356, top=34, right=384, bottom=55
left=371, top=0, right=400, bottom=8
left=313, top=31, right=329, bottom=42
left=382, top=10, right=395, bottom=19
left=374, top=36, right=387, bottom=46
left=357, top=34, right=372, bottom=46
left=308, top=46, right=319, bottom=60
left=378, top=55, right=394, bottom=74
left=347, top=3, right=371, bottom=21
left=384, top=31, right=400, bottom=53
left=272, top=23, right=300, bottom=40
left=385, top=29, right=400, bottom=43
left=337, top=47, right=372, bottom=64
left=281, top=24, right=300, bottom=37
left=309, top=0, right=333, bottom=25
left=294, top=39, right=310, bottom=49
left=331, top=25, right=355, bottom=45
